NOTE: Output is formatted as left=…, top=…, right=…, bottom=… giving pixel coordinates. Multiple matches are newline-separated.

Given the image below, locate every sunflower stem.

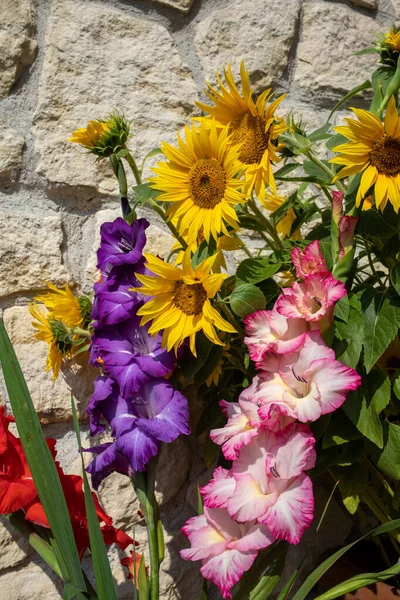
left=233, top=233, right=253, bottom=258
left=248, top=199, right=283, bottom=250
left=305, top=150, right=347, bottom=195
left=124, top=151, right=188, bottom=250
left=70, top=327, right=92, bottom=339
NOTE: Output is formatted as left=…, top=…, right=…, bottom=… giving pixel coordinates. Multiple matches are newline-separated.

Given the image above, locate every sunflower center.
left=230, top=112, right=269, bottom=164
left=369, top=136, right=400, bottom=176
left=173, top=281, right=207, bottom=315
left=188, top=158, right=227, bottom=209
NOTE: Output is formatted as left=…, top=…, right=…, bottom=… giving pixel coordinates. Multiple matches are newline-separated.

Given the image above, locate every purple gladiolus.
left=86, top=375, right=120, bottom=435
left=85, top=443, right=135, bottom=490
left=87, top=379, right=190, bottom=480
left=97, top=217, right=148, bottom=274
left=92, top=317, right=176, bottom=396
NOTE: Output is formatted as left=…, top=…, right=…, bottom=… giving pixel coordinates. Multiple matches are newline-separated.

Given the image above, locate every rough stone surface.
left=33, top=0, right=197, bottom=195
left=144, top=0, right=194, bottom=14
left=350, top=0, right=377, bottom=9
left=194, top=0, right=300, bottom=89
left=0, top=213, right=70, bottom=298
left=0, top=125, right=25, bottom=186
left=0, top=519, right=33, bottom=570
left=2, top=306, right=97, bottom=423
left=0, top=561, right=62, bottom=599
left=0, top=0, right=37, bottom=98
left=294, top=0, right=379, bottom=102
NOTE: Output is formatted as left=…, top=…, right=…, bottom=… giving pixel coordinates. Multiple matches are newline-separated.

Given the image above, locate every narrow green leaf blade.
left=328, top=80, right=371, bottom=120
left=276, top=561, right=303, bottom=600
left=291, top=519, right=400, bottom=600
left=71, top=397, right=117, bottom=600
left=0, top=319, right=86, bottom=590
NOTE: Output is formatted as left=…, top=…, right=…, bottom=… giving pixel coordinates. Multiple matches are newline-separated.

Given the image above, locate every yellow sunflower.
left=385, top=27, right=400, bottom=52
left=132, top=252, right=236, bottom=356
left=69, top=120, right=110, bottom=148
left=262, top=192, right=301, bottom=240
left=149, top=120, right=245, bottom=243
left=34, top=283, right=83, bottom=328
left=195, top=60, right=287, bottom=201
left=29, top=303, right=63, bottom=380
left=331, top=96, right=400, bottom=212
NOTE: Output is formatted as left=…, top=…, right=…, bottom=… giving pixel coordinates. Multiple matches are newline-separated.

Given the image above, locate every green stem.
left=219, top=303, right=244, bottom=337
left=132, top=456, right=161, bottom=600
left=248, top=199, right=282, bottom=250
left=233, top=233, right=253, bottom=258
left=305, top=149, right=347, bottom=196
left=71, top=327, right=92, bottom=339
left=363, top=239, right=385, bottom=288
left=5, top=512, right=62, bottom=578
left=124, top=151, right=188, bottom=250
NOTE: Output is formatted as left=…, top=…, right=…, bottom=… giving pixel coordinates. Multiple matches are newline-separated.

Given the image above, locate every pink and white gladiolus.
left=209, top=398, right=263, bottom=460
left=256, top=330, right=361, bottom=424
left=180, top=505, right=275, bottom=599
left=276, top=273, right=346, bottom=323
left=243, top=307, right=308, bottom=362
left=202, top=424, right=316, bottom=544
left=291, top=240, right=328, bottom=279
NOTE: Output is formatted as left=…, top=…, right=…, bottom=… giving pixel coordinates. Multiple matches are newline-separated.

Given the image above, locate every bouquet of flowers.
left=2, top=25, right=400, bottom=600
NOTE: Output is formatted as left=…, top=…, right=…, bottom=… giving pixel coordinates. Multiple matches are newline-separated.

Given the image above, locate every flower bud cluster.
left=181, top=241, right=361, bottom=599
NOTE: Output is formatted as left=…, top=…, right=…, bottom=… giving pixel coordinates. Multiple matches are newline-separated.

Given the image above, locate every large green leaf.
left=230, top=283, right=266, bottom=318
left=390, top=261, right=400, bottom=296
left=291, top=519, right=400, bottom=600
left=236, top=258, right=281, bottom=284
left=314, top=560, right=400, bottom=600
left=71, top=398, right=117, bottom=600
left=333, top=296, right=364, bottom=369
left=335, top=463, right=368, bottom=515
left=233, top=542, right=288, bottom=600
left=361, top=288, right=400, bottom=373
left=372, top=421, right=400, bottom=481
left=343, top=370, right=390, bottom=448
left=0, top=319, right=87, bottom=593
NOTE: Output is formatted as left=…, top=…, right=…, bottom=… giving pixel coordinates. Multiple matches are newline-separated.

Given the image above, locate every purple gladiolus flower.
left=85, top=443, right=135, bottom=490
left=92, top=264, right=145, bottom=326
left=92, top=317, right=176, bottom=397
left=97, top=217, right=148, bottom=274
left=86, top=375, right=120, bottom=435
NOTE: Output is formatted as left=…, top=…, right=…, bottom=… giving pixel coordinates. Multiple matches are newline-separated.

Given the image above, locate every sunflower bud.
left=69, top=112, right=130, bottom=158
left=375, top=26, right=400, bottom=67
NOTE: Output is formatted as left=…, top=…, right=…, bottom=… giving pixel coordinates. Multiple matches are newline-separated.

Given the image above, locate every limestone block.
left=293, top=1, right=379, bottom=102
left=350, top=0, right=377, bottom=8
left=155, top=437, right=190, bottom=505
left=140, top=0, right=194, bottom=14
left=0, top=519, right=33, bottom=570
left=0, top=213, right=69, bottom=298
left=0, top=0, right=37, bottom=98
left=0, top=125, right=24, bottom=186
left=85, top=208, right=174, bottom=282
left=3, top=306, right=96, bottom=423
left=0, top=562, right=62, bottom=600
left=194, top=0, right=300, bottom=89
left=33, top=0, right=197, bottom=195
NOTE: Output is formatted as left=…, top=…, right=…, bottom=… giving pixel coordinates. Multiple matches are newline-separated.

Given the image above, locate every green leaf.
left=140, top=147, right=162, bottom=171
left=191, top=238, right=217, bottom=268
left=314, top=560, right=400, bottom=600
left=194, top=345, right=224, bottom=387
left=333, top=297, right=364, bottom=368
left=390, top=262, right=400, bottom=296
left=308, top=122, right=332, bottom=142
left=63, top=584, right=89, bottom=600
left=270, top=191, right=298, bottom=224
left=393, top=369, right=400, bottom=400
left=230, top=283, right=266, bottom=318
left=291, top=519, right=400, bottom=600
left=334, top=295, right=350, bottom=323
left=180, top=332, right=213, bottom=381
left=238, top=214, right=267, bottom=232
left=372, top=421, right=400, bottom=480
left=236, top=258, right=281, bottom=284
left=138, top=554, right=148, bottom=598
left=322, top=411, right=361, bottom=449
left=335, top=463, right=368, bottom=515
left=354, top=47, right=379, bottom=56
left=328, top=80, right=371, bottom=120
left=273, top=163, right=298, bottom=178
left=358, top=209, right=397, bottom=239
left=372, top=66, right=397, bottom=96
left=361, top=288, right=400, bottom=373
left=132, top=182, right=159, bottom=205
left=279, top=132, right=312, bottom=155
left=233, top=542, right=288, bottom=600
left=0, top=319, right=87, bottom=592
left=343, top=370, right=390, bottom=448
left=303, top=160, right=332, bottom=183
left=326, top=133, right=347, bottom=152
left=71, top=397, right=117, bottom=600
left=276, top=563, right=302, bottom=600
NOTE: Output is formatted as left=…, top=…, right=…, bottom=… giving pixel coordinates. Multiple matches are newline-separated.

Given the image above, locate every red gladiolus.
left=121, top=550, right=149, bottom=588
left=0, top=408, right=37, bottom=514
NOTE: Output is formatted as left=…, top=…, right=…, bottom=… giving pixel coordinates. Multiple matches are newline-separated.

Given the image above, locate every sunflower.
left=133, top=252, right=236, bottom=356
left=331, top=96, right=400, bottom=212
left=69, top=120, right=110, bottom=148
left=385, top=26, right=400, bottom=52
left=34, top=283, right=83, bottom=328
left=149, top=121, right=244, bottom=243
left=69, top=113, right=130, bottom=158
left=195, top=60, right=287, bottom=201
left=29, top=304, right=63, bottom=380
left=262, top=192, right=301, bottom=240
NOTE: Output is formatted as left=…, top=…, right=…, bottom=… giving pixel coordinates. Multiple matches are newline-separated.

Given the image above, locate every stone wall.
left=0, top=0, right=397, bottom=597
